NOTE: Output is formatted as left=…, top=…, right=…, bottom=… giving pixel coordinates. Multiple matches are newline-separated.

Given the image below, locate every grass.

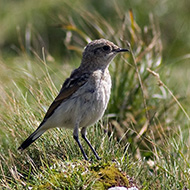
left=1, top=1, right=190, bottom=189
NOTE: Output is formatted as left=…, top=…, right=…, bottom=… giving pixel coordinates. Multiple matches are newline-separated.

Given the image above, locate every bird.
left=18, top=39, right=129, bottom=160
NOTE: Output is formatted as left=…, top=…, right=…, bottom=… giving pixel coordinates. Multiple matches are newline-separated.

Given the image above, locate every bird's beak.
left=113, top=48, right=129, bottom=53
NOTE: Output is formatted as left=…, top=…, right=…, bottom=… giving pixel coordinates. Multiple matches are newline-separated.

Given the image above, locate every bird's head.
left=81, top=39, right=129, bottom=70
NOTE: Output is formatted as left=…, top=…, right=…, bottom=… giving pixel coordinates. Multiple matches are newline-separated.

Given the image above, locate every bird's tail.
left=18, top=127, right=45, bottom=151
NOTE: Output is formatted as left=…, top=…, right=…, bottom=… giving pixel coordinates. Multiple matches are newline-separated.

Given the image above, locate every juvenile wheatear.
left=18, top=39, right=128, bottom=160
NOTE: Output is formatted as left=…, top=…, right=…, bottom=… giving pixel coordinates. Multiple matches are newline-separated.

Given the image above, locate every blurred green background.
left=0, top=0, right=190, bottom=58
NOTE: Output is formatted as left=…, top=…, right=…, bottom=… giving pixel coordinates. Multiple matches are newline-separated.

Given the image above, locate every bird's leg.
left=81, top=127, right=101, bottom=160
left=73, top=125, right=88, bottom=160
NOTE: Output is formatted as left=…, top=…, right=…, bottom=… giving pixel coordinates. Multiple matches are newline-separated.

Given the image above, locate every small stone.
left=108, top=187, right=139, bottom=190
left=108, top=187, right=128, bottom=190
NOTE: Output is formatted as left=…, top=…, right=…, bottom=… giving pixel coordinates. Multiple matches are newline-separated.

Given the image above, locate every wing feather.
left=42, top=71, right=90, bottom=120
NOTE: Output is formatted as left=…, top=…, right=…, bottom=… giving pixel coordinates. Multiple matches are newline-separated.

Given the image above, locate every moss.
left=92, top=164, right=129, bottom=189
left=32, top=161, right=129, bottom=190
left=35, top=183, right=54, bottom=190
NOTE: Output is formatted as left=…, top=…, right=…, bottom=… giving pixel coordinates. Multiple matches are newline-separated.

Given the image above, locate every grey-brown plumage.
left=18, top=39, right=128, bottom=160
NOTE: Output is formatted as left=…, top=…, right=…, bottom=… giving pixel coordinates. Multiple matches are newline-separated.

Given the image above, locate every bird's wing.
left=43, top=71, right=90, bottom=121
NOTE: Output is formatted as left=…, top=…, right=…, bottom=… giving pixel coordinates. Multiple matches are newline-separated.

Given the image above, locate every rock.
left=108, top=187, right=139, bottom=190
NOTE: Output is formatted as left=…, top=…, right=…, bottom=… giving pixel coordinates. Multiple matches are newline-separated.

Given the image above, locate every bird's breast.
left=45, top=70, right=112, bottom=129
left=77, top=71, right=111, bottom=127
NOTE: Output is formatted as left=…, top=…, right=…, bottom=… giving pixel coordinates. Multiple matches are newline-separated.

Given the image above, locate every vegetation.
left=0, top=0, right=190, bottom=189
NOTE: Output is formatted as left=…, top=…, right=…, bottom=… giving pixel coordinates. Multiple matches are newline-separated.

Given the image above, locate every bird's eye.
left=102, top=45, right=110, bottom=51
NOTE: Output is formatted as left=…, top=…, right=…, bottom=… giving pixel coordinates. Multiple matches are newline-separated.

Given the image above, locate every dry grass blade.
left=128, top=42, right=150, bottom=122
left=147, top=68, right=190, bottom=121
